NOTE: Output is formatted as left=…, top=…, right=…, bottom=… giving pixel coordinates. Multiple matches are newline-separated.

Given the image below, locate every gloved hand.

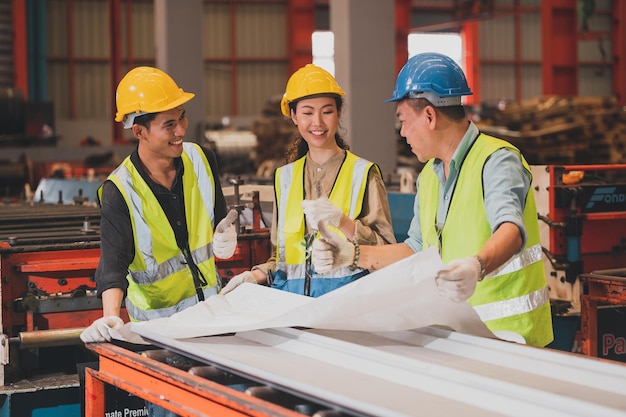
left=301, top=197, right=344, bottom=230
left=221, top=271, right=257, bottom=295
left=312, top=221, right=355, bottom=273
left=213, top=209, right=238, bottom=259
left=80, top=316, right=124, bottom=343
left=435, top=256, right=482, bottom=303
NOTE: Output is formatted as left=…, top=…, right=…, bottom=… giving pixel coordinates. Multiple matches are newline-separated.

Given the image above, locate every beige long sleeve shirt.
left=254, top=150, right=396, bottom=280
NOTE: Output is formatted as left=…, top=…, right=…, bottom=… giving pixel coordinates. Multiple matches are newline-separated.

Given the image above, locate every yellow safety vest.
left=102, top=142, right=219, bottom=321
left=418, top=134, right=553, bottom=347
left=274, top=151, right=377, bottom=296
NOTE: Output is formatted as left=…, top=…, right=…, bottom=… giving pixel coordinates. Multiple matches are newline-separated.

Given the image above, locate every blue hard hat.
left=386, top=52, right=473, bottom=105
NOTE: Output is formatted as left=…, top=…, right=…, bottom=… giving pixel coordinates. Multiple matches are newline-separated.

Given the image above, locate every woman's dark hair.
left=284, top=95, right=350, bottom=163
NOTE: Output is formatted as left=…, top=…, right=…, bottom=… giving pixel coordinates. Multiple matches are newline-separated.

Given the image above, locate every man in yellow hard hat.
left=81, top=67, right=237, bottom=344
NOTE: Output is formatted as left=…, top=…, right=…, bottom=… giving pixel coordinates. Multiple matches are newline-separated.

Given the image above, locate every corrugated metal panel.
left=47, top=0, right=68, bottom=57
left=595, top=0, right=612, bottom=10
left=237, top=62, right=286, bottom=115
left=479, top=14, right=516, bottom=102
left=583, top=7, right=612, bottom=34
left=236, top=3, right=286, bottom=57
left=47, top=0, right=70, bottom=118
left=47, top=62, right=70, bottom=118
left=497, top=0, right=514, bottom=6
left=44, top=0, right=291, bottom=120
left=519, top=0, right=540, bottom=7
left=578, top=1, right=612, bottom=98
left=0, top=0, right=13, bottom=88
left=521, top=65, right=541, bottom=100
left=131, top=325, right=626, bottom=417
left=233, top=3, right=286, bottom=116
left=579, top=38, right=611, bottom=62
left=73, top=0, right=107, bottom=58
left=480, top=16, right=515, bottom=60
left=204, top=3, right=230, bottom=58
left=75, top=62, right=110, bottom=118
left=481, top=64, right=515, bottom=102
left=45, top=0, right=107, bottom=119
left=520, top=12, right=540, bottom=61
left=127, top=1, right=154, bottom=59
left=203, top=2, right=287, bottom=117
left=579, top=67, right=612, bottom=97
left=205, top=63, right=232, bottom=117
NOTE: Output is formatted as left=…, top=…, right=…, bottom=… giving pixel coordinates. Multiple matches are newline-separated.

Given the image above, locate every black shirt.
left=95, top=144, right=228, bottom=297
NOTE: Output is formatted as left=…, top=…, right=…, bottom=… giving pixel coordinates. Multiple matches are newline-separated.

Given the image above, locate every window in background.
left=312, top=31, right=335, bottom=76
left=313, top=31, right=463, bottom=76
left=408, top=33, right=463, bottom=70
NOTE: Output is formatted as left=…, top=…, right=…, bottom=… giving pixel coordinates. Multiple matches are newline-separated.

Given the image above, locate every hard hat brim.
left=115, top=91, right=195, bottom=123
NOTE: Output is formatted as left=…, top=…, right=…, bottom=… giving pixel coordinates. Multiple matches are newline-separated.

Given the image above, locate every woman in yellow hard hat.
left=222, top=64, right=396, bottom=297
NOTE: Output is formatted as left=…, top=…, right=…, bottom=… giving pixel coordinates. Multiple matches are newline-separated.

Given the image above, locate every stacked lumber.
left=475, top=96, right=626, bottom=165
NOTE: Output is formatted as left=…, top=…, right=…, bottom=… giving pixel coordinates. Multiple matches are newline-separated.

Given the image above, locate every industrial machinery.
left=0, top=203, right=105, bottom=414
left=0, top=88, right=59, bottom=147
left=532, top=164, right=626, bottom=359
left=218, top=178, right=273, bottom=280
left=532, top=164, right=626, bottom=314
left=0, top=179, right=272, bottom=414
left=0, top=205, right=103, bottom=358
left=84, top=326, right=626, bottom=416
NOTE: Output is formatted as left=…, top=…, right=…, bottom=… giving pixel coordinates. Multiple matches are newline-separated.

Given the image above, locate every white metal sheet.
left=138, top=326, right=626, bottom=417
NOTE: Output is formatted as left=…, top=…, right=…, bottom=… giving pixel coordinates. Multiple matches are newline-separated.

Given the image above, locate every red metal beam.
left=462, top=21, right=480, bottom=105
left=541, top=0, right=578, bottom=96
left=514, top=0, right=522, bottom=101
left=12, top=0, right=28, bottom=98
left=110, top=0, right=123, bottom=143
left=287, top=0, right=314, bottom=75
left=67, top=0, right=76, bottom=117
left=230, top=0, right=238, bottom=115
left=394, top=0, right=410, bottom=75
left=613, top=0, right=626, bottom=105
left=126, top=0, right=134, bottom=70
left=86, top=343, right=303, bottom=417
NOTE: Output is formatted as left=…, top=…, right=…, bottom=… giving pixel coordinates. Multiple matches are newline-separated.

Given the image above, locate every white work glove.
left=80, top=316, right=124, bottom=343
left=301, top=197, right=344, bottom=230
left=220, top=271, right=257, bottom=295
left=435, top=256, right=482, bottom=303
left=213, top=209, right=238, bottom=259
left=312, top=221, right=355, bottom=273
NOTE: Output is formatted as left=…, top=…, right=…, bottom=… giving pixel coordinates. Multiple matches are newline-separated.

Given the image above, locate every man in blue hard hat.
left=306, top=52, right=553, bottom=347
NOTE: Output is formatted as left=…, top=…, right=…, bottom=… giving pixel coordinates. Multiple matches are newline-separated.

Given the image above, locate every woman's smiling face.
left=291, top=96, right=340, bottom=151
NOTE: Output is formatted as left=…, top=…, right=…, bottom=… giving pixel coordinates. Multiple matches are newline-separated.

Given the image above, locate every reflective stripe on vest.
left=473, top=286, right=549, bottom=322
left=484, top=243, right=542, bottom=280
left=474, top=243, right=546, bottom=321
left=125, top=286, right=218, bottom=322
left=275, top=151, right=374, bottom=291
left=105, top=142, right=218, bottom=321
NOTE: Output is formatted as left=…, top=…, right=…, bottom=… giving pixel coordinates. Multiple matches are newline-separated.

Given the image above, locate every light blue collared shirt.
left=404, top=121, right=529, bottom=252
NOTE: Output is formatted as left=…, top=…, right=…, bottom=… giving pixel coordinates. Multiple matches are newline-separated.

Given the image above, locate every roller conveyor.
left=0, top=203, right=101, bottom=248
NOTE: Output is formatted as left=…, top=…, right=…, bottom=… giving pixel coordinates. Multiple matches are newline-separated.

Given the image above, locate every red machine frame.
left=545, top=164, right=626, bottom=277
left=85, top=343, right=300, bottom=417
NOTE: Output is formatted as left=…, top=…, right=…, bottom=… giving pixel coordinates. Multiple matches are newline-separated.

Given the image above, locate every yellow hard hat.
left=114, top=66, right=195, bottom=124
left=280, top=64, right=345, bottom=117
